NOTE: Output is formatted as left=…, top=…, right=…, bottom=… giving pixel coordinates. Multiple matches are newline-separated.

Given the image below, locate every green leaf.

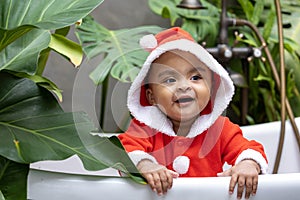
left=177, top=2, right=219, bottom=45
left=237, top=0, right=254, bottom=21
left=76, top=16, right=163, bottom=84
left=251, top=0, right=264, bottom=25
left=162, top=7, right=171, bottom=18
left=0, top=72, right=144, bottom=182
left=0, top=28, right=50, bottom=74
left=280, top=1, right=300, bottom=103
left=0, top=0, right=104, bottom=30
left=246, top=115, right=255, bottom=125
left=259, top=88, right=279, bottom=121
left=262, top=3, right=275, bottom=40
left=0, top=191, right=4, bottom=200
left=49, top=34, right=83, bottom=67
left=148, top=0, right=181, bottom=26
left=239, top=31, right=260, bottom=47
left=182, top=17, right=218, bottom=45
left=0, top=26, right=34, bottom=52
left=8, top=71, right=63, bottom=102
left=0, top=156, right=29, bottom=200
left=55, top=26, right=71, bottom=37
left=36, top=47, right=51, bottom=75
left=37, top=28, right=72, bottom=75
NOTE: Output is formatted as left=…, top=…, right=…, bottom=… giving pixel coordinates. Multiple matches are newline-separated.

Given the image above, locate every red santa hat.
left=127, top=27, right=234, bottom=138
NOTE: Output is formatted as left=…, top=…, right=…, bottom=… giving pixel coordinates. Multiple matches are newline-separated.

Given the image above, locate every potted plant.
left=0, top=0, right=143, bottom=199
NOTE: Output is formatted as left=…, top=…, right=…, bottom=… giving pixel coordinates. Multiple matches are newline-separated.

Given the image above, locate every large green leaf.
left=0, top=156, right=29, bottom=200
left=75, top=16, right=163, bottom=84
left=0, top=28, right=50, bottom=74
left=0, top=72, right=143, bottom=181
left=0, top=0, right=104, bottom=30
left=0, top=0, right=103, bottom=75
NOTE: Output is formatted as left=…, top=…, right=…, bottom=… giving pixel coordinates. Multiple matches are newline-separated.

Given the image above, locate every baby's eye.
left=163, top=78, right=176, bottom=84
left=191, top=75, right=202, bottom=81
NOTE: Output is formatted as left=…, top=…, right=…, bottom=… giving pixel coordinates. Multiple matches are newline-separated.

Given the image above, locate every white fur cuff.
left=235, top=149, right=269, bottom=174
left=128, top=150, right=158, bottom=166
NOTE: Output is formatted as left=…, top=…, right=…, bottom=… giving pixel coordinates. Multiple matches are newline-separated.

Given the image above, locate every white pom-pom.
left=173, top=156, right=190, bottom=174
left=139, top=34, right=157, bottom=50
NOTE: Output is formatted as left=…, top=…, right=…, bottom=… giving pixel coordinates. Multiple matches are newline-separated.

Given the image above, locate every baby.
left=118, top=27, right=268, bottom=199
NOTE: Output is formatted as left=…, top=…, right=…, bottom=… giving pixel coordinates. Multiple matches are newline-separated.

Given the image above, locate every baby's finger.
left=152, top=173, right=163, bottom=195
left=158, top=171, right=170, bottom=194
left=244, top=177, right=253, bottom=199
left=228, top=174, right=237, bottom=194
left=144, top=173, right=155, bottom=191
left=237, top=176, right=246, bottom=199
left=165, top=170, right=177, bottom=189
left=252, top=176, right=258, bottom=195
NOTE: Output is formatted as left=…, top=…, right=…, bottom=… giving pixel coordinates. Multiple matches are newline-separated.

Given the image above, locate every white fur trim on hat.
left=235, top=148, right=268, bottom=174
left=173, top=156, right=190, bottom=174
left=128, top=150, right=158, bottom=166
left=139, top=34, right=157, bottom=50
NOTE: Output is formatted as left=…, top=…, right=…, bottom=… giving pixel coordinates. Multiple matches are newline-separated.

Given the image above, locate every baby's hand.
left=217, top=159, right=260, bottom=199
left=137, top=159, right=179, bottom=196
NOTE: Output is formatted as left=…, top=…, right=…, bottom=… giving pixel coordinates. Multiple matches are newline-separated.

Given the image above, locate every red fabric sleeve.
left=118, top=118, right=155, bottom=153
left=220, top=117, right=268, bottom=166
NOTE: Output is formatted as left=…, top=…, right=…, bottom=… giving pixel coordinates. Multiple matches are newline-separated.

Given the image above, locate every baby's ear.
left=145, top=88, right=156, bottom=105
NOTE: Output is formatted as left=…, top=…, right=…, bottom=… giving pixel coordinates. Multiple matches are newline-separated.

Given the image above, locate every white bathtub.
left=28, top=118, right=300, bottom=200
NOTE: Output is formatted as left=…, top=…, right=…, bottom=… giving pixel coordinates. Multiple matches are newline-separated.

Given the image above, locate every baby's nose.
left=177, top=79, right=191, bottom=91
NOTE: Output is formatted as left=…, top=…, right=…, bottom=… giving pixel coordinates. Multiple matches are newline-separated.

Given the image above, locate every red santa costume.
left=118, top=27, right=268, bottom=176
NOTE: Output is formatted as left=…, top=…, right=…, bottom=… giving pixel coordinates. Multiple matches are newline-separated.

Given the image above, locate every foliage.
left=76, top=0, right=300, bottom=125
left=0, top=157, right=28, bottom=200
left=76, top=16, right=163, bottom=85
left=148, top=0, right=220, bottom=46
left=75, top=16, right=163, bottom=129
left=148, top=0, right=300, bottom=124
left=235, top=0, right=300, bottom=122
left=0, top=0, right=143, bottom=199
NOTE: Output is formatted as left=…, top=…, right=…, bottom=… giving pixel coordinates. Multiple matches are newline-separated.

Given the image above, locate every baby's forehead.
left=150, top=50, right=212, bottom=75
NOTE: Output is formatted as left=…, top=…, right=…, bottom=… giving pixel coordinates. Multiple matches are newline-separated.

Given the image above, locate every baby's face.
left=145, top=50, right=212, bottom=124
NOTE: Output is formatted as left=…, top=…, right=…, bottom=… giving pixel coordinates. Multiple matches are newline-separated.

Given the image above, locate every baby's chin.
left=168, top=113, right=199, bottom=124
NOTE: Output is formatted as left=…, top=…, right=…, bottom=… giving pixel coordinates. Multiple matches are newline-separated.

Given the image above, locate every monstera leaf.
left=75, top=15, right=163, bottom=85
left=0, top=72, right=143, bottom=199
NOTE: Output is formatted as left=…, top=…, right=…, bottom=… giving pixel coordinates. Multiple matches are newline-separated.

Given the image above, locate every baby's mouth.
left=175, top=97, right=194, bottom=103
